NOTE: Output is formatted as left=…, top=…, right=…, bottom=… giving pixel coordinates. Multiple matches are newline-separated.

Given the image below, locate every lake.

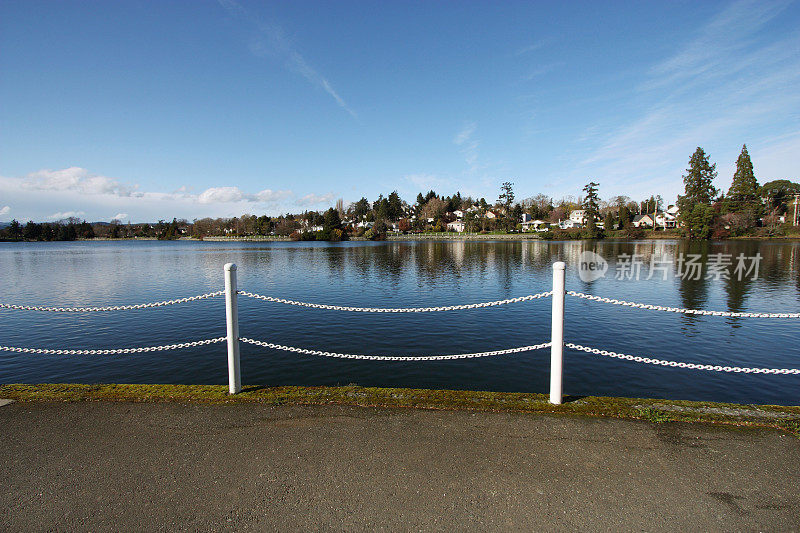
left=1, top=239, right=799, bottom=405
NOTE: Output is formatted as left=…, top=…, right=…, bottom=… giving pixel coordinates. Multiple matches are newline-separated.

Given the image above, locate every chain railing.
left=0, top=291, right=225, bottom=312
left=0, top=337, right=227, bottom=355
left=240, top=337, right=551, bottom=361
left=237, top=290, right=552, bottom=312
left=566, top=291, right=800, bottom=318
left=565, top=343, right=800, bottom=375
left=2, top=262, right=798, bottom=402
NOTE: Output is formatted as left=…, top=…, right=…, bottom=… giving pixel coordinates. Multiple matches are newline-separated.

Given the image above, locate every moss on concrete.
left=1, top=383, right=798, bottom=436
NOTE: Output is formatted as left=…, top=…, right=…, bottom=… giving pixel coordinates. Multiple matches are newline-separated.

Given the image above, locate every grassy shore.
left=2, top=383, right=798, bottom=436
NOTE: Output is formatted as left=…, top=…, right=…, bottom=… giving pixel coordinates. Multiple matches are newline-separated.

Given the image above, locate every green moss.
left=1, top=383, right=798, bottom=436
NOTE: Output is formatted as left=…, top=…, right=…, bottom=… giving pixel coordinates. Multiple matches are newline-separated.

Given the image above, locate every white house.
left=485, top=210, right=497, bottom=219
left=453, top=209, right=464, bottom=219
left=569, top=210, right=587, bottom=223
left=559, top=220, right=582, bottom=229
left=447, top=221, right=465, bottom=232
left=521, top=219, right=548, bottom=232
left=655, top=212, right=677, bottom=228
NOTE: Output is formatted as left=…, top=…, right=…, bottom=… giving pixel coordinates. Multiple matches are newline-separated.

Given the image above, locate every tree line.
left=3, top=144, right=797, bottom=242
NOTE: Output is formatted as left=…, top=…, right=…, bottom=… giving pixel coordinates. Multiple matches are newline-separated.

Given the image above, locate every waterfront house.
left=521, top=219, right=548, bottom=232
left=558, top=220, right=582, bottom=229
left=632, top=214, right=654, bottom=228
left=447, top=221, right=466, bottom=232
left=569, top=210, right=587, bottom=224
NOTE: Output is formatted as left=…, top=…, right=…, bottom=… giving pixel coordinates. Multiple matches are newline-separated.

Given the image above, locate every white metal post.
left=550, top=261, right=566, bottom=405
left=224, top=263, right=242, bottom=394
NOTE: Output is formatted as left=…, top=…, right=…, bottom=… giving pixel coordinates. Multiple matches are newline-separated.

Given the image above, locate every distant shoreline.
left=3, top=234, right=800, bottom=243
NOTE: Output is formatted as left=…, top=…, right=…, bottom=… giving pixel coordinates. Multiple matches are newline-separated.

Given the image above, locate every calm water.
left=1, top=239, right=799, bottom=405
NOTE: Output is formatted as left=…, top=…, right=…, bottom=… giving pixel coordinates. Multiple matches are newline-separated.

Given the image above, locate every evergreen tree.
left=582, top=181, right=600, bottom=233
left=677, top=147, right=718, bottom=239
left=387, top=191, right=403, bottom=220
left=353, top=197, right=371, bottom=220
left=498, top=181, right=515, bottom=231
left=681, top=147, right=718, bottom=204
left=727, top=144, right=759, bottom=212
left=603, top=211, right=615, bottom=231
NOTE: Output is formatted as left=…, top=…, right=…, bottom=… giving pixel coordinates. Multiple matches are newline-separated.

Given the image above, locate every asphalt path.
left=1, top=401, right=798, bottom=531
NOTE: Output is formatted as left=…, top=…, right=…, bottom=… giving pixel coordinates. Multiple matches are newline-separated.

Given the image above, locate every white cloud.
left=0, top=206, right=9, bottom=216
left=198, top=186, right=245, bottom=204
left=48, top=211, right=85, bottom=220
left=112, top=213, right=128, bottom=221
left=296, top=192, right=335, bottom=207
left=254, top=189, right=292, bottom=202
left=23, top=167, right=137, bottom=196
left=0, top=167, right=307, bottom=220
left=197, top=186, right=293, bottom=204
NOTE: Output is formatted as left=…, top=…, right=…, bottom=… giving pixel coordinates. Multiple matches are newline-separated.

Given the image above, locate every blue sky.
left=1, top=0, right=798, bottom=222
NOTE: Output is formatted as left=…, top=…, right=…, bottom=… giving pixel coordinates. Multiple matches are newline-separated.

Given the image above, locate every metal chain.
left=240, top=336, right=551, bottom=360
left=237, top=291, right=553, bottom=312
left=565, top=342, right=800, bottom=374
left=0, top=291, right=225, bottom=312
left=566, top=291, right=800, bottom=318
left=0, top=337, right=227, bottom=355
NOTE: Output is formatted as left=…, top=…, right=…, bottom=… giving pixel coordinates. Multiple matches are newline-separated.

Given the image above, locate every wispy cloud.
left=453, top=122, right=480, bottom=171
left=403, top=173, right=455, bottom=193
left=296, top=192, right=336, bottom=207
left=0, top=206, right=10, bottom=216
left=525, top=62, right=563, bottom=80
left=515, top=40, right=548, bottom=56
left=218, top=0, right=357, bottom=119
left=48, top=211, right=85, bottom=220
left=570, top=0, right=800, bottom=200
left=112, top=213, right=128, bottom=221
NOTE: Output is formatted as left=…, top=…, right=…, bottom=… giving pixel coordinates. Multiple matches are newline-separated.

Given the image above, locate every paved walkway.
left=1, top=401, right=798, bottom=531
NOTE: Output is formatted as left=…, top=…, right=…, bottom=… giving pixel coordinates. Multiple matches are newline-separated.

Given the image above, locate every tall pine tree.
left=677, top=147, right=718, bottom=239
left=726, top=144, right=759, bottom=212
left=681, top=147, right=718, bottom=204
left=582, top=181, right=600, bottom=232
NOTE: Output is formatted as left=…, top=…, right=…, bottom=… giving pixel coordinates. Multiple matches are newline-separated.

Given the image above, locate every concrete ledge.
left=0, top=399, right=14, bottom=407
left=1, top=383, right=798, bottom=436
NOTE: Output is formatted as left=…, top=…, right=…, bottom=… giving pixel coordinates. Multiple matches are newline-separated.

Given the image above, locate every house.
left=570, top=210, right=587, bottom=223
left=655, top=211, right=677, bottom=228
left=484, top=211, right=497, bottom=219
left=558, top=220, right=582, bottom=229
left=447, top=221, right=465, bottom=232
left=453, top=209, right=464, bottom=219
left=521, top=219, right=548, bottom=232
left=521, top=213, right=532, bottom=223
left=632, top=214, right=654, bottom=228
